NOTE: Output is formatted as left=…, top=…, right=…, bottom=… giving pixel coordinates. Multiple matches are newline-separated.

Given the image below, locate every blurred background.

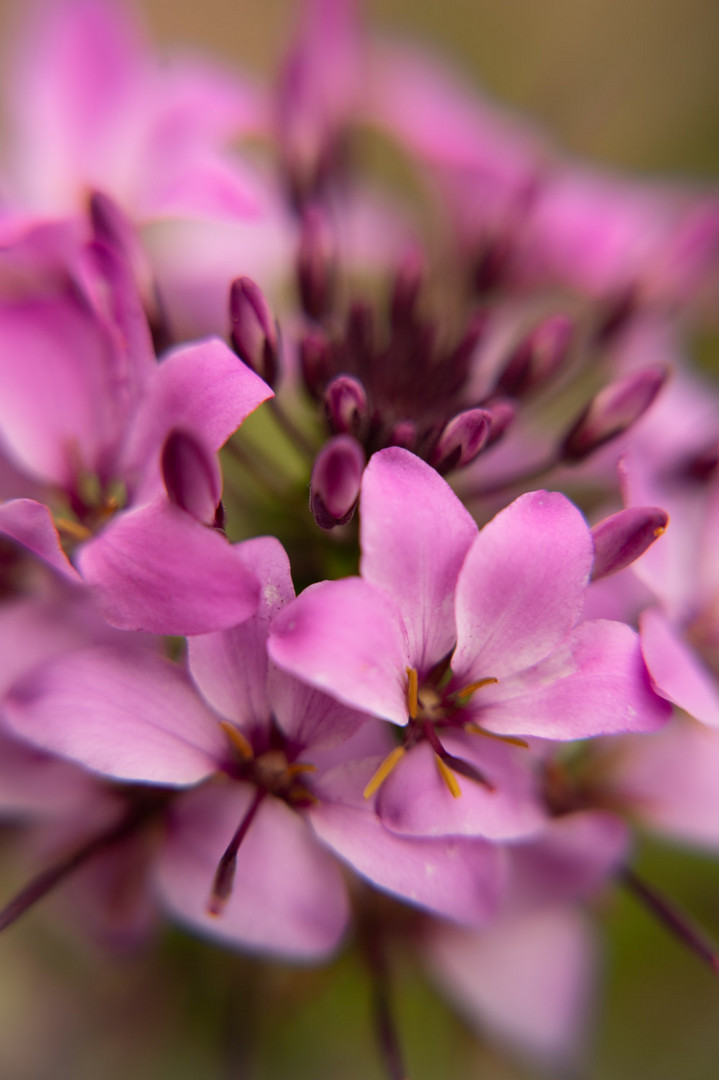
left=0, top=0, right=719, bottom=1077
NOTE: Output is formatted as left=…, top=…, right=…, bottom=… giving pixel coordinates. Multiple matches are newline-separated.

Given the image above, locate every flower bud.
left=298, top=205, right=335, bottom=321
left=310, top=435, right=365, bottom=529
left=430, top=408, right=492, bottom=474
left=390, top=247, right=425, bottom=327
left=299, top=329, right=334, bottom=399
left=161, top=429, right=222, bottom=526
left=229, top=277, right=279, bottom=387
left=591, top=507, right=669, bottom=581
left=485, top=399, right=515, bottom=447
left=324, top=375, right=368, bottom=437
left=495, top=314, right=573, bottom=397
left=388, top=420, right=418, bottom=452
left=560, top=365, right=667, bottom=462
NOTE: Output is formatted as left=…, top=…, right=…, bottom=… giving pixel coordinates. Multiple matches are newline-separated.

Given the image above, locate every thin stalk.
left=622, top=867, right=719, bottom=974
left=268, top=396, right=317, bottom=460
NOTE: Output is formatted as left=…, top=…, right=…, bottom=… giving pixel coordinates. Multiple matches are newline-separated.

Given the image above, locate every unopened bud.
left=230, top=277, right=279, bottom=387
left=298, top=205, right=335, bottom=321
left=560, top=365, right=667, bottom=462
left=310, top=435, right=365, bottom=529
left=388, top=420, right=418, bottom=452
left=495, top=314, right=573, bottom=397
left=299, top=329, right=334, bottom=399
left=485, top=399, right=516, bottom=447
left=324, top=375, right=368, bottom=437
left=390, top=247, right=425, bottom=327
left=449, top=310, right=490, bottom=375
left=430, top=408, right=492, bottom=474
left=161, top=429, right=222, bottom=526
left=593, top=287, right=638, bottom=346
left=591, top=506, right=669, bottom=581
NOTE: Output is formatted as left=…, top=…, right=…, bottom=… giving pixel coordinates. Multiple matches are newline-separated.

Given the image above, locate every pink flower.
left=269, top=448, right=670, bottom=839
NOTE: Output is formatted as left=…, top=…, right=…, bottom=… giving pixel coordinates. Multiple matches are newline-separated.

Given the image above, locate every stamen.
left=207, top=789, right=265, bottom=916
left=55, top=516, right=92, bottom=542
left=405, top=667, right=418, bottom=720
left=434, top=753, right=462, bottom=798
left=285, top=762, right=317, bottom=777
left=450, top=676, right=498, bottom=704
left=363, top=746, right=406, bottom=800
left=219, top=721, right=254, bottom=761
left=440, top=751, right=495, bottom=792
left=465, top=723, right=529, bottom=749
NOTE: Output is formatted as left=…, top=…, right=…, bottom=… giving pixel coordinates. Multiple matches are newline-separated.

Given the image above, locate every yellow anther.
left=363, top=745, right=406, bottom=800
left=405, top=667, right=418, bottom=720
left=465, top=724, right=529, bottom=749
left=451, top=676, right=498, bottom=703
left=55, top=517, right=92, bottom=542
left=434, top=753, right=462, bottom=798
left=286, top=762, right=317, bottom=777
left=653, top=524, right=667, bottom=538
left=219, top=721, right=254, bottom=760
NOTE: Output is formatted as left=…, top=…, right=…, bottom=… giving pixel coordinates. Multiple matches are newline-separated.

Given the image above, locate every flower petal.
left=453, top=490, right=593, bottom=682
left=640, top=606, right=719, bottom=728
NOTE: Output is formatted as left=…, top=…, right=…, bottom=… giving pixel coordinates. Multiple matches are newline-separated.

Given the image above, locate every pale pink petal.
left=309, top=760, right=506, bottom=926
left=0, top=499, right=79, bottom=581
left=376, top=733, right=546, bottom=840
left=0, top=726, right=101, bottom=818
left=474, top=620, right=671, bottom=738
left=156, top=783, right=349, bottom=959
left=360, top=448, right=477, bottom=670
left=424, top=907, right=597, bottom=1067
left=188, top=536, right=295, bottom=732
left=640, top=606, right=719, bottom=728
left=3, top=644, right=226, bottom=785
left=270, top=671, right=372, bottom=751
left=120, top=336, right=273, bottom=502
left=77, top=498, right=260, bottom=635
left=453, top=491, right=593, bottom=682
left=268, top=577, right=411, bottom=725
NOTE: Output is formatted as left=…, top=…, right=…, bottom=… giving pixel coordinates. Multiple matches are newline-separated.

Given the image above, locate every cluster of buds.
left=0, top=2, right=717, bottom=1077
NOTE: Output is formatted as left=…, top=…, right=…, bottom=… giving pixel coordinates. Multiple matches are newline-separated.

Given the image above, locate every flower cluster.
left=1, top=1, right=718, bottom=1075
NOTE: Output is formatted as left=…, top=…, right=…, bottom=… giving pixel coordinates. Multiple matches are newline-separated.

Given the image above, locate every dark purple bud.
left=299, top=329, right=334, bottom=399
left=390, top=247, right=425, bottom=326
left=310, top=435, right=365, bottom=529
left=229, top=277, right=279, bottom=387
left=324, top=375, right=368, bottom=437
left=298, top=205, right=335, bottom=321
left=430, top=408, right=492, bottom=474
left=161, top=429, right=222, bottom=526
left=678, top=439, right=719, bottom=482
left=388, top=421, right=418, bottom=452
left=495, top=314, right=573, bottom=397
left=591, top=506, right=669, bottom=581
left=448, top=310, right=490, bottom=372
left=560, top=365, right=668, bottom=463
left=593, top=286, right=638, bottom=346
left=90, top=190, right=133, bottom=255
left=485, top=399, right=516, bottom=447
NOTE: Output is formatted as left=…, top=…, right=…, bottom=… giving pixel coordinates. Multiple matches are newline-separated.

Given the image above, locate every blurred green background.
left=1, top=0, right=719, bottom=1077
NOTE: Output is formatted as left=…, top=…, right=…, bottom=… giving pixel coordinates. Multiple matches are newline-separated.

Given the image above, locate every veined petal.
left=156, top=783, right=349, bottom=959
left=77, top=498, right=259, bottom=635
left=640, top=606, right=719, bottom=728
left=376, top=734, right=546, bottom=840
left=188, top=536, right=295, bottom=731
left=0, top=499, right=80, bottom=581
left=268, top=577, right=411, bottom=725
left=474, top=620, right=671, bottom=739
left=453, top=491, right=594, bottom=682
left=360, top=448, right=477, bottom=670
left=309, top=760, right=506, bottom=927
left=3, top=644, right=226, bottom=785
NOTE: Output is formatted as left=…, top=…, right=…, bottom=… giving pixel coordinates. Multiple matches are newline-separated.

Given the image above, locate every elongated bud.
left=448, top=310, right=490, bottom=374
left=299, top=329, right=334, bottom=399
left=495, top=314, right=573, bottom=397
left=388, top=420, right=418, bottom=452
left=430, top=408, right=492, bottom=474
left=229, top=277, right=279, bottom=387
left=298, top=205, right=335, bottom=320
left=390, top=247, right=425, bottom=327
left=161, top=429, right=222, bottom=526
left=484, top=399, right=515, bottom=447
left=593, top=286, right=638, bottom=345
left=560, top=365, right=667, bottom=462
left=591, top=506, right=669, bottom=580
left=310, top=435, right=365, bottom=528
left=324, top=375, right=369, bottom=437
